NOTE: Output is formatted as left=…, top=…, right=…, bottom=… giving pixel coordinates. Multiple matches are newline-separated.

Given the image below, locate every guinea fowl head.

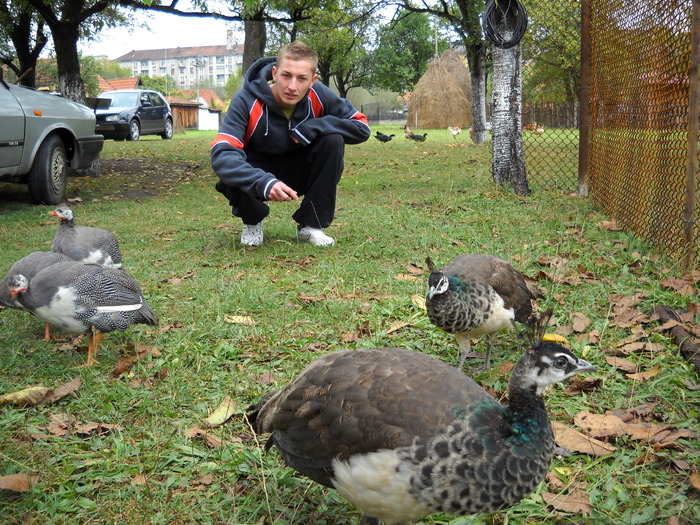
left=50, top=206, right=74, bottom=222
left=8, top=274, right=29, bottom=299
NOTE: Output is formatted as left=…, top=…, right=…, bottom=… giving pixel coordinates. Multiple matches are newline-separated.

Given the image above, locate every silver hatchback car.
left=0, top=75, right=104, bottom=205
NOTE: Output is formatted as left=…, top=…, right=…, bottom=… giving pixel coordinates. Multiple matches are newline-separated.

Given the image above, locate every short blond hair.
left=277, top=41, right=318, bottom=73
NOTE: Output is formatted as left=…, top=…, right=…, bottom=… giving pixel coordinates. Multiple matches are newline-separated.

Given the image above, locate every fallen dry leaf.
left=626, top=364, right=663, bottom=381
left=690, top=471, right=700, bottom=492
left=0, top=473, right=38, bottom=492
left=574, top=411, right=627, bottom=439
left=184, top=425, right=228, bottom=449
left=542, top=488, right=593, bottom=514
left=387, top=320, right=412, bottom=334
left=203, top=396, right=237, bottom=428
left=411, top=294, right=426, bottom=311
left=552, top=421, right=616, bottom=456
left=0, top=386, right=51, bottom=407
left=132, top=474, right=148, bottom=485
left=40, top=377, right=82, bottom=405
left=563, top=376, right=601, bottom=395
left=224, top=315, right=255, bottom=326
left=660, top=276, right=696, bottom=296
left=112, top=356, right=138, bottom=377
left=604, top=355, right=638, bottom=373
left=572, top=312, right=591, bottom=333
left=395, top=273, right=420, bottom=282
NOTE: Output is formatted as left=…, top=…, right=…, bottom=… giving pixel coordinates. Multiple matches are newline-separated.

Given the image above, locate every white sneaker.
left=297, top=225, right=335, bottom=246
left=240, top=222, right=263, bottom=246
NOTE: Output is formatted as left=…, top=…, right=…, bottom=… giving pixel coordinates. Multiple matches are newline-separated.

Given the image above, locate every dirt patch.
left=70, top=156, right=213, bottom=201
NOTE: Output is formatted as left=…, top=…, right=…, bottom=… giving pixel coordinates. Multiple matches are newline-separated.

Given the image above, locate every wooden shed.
left=166, top=97, right=202, bottom=131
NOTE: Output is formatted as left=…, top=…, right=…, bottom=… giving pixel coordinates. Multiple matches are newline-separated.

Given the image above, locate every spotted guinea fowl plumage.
left=247, top=320, right=596, bottom=524
left=0, top=251, right=72, bottom=338
left=8, top=260, right=157, bottom=365
left=50, top=205, right=122, bottom=268
left=425, top=254, right=537, bottom=369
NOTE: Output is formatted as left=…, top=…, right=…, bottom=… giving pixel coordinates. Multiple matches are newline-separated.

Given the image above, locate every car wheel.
left=127, top=119, right=141, bottom=141
left=27, top=134, right=67, bottom=205
left=161, top=118, right=174, bottom=140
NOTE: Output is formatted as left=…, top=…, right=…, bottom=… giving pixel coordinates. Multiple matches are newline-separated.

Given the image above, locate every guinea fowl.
left=425, top=254, right=537, bottom=369
left=375, top=131, right=395, bottom=143
left=50, top=205, right=123, bottom=268
left=8, top=260, right=157, bottom=366
left=0, top=251, right=72, bottom=339
left=247, top=319, right=596, bottom=524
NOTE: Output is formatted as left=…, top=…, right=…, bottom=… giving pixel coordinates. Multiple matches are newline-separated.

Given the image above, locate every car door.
left=138, top=91, right=157, bottom=133
left=0, top=83, right=26, bottom=169
left=148, top=92, right=166, bottom=133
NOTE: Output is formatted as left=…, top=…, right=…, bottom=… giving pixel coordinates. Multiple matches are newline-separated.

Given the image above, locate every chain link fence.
left=520, top=0, right=582, bottom=191
left=519, top=0, right=698, bottom=267
left=585, top=0, right=698, bottom=267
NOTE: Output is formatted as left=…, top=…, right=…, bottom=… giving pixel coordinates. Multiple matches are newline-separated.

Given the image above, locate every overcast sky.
left=78, top=10, right=244, bottom=60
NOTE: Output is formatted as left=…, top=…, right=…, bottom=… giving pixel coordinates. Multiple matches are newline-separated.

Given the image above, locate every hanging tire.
left=127, top=119, right=141, bottom=141
left=161, top=118, right=174, bottom=139
left=27, top=134, right=67, bottom=205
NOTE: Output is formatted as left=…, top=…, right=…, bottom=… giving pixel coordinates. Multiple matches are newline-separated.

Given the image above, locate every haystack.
left=407, top=49, right=472, bottom=129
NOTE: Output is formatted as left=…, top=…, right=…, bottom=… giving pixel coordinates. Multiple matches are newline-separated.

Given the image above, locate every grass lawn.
left=0, top=127, right=698, bottom=524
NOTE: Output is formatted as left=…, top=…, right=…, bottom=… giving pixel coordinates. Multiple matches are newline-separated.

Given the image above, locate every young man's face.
left=271, top=57, right=317, bottom=109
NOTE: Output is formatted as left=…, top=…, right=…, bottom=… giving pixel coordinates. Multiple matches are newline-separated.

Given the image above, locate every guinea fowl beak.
left=9, top=287, right=26, bottom=299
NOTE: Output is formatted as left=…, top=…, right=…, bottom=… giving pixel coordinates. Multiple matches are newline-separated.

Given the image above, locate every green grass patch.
left=0, top=127, right=698, bottom=524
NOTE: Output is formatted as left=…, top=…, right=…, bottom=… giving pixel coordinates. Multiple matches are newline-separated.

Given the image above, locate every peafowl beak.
left=574, top=358, right=597, bottom=373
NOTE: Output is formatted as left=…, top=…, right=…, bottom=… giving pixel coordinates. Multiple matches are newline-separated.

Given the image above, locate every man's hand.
left=268, top=181, right=299, bottom=202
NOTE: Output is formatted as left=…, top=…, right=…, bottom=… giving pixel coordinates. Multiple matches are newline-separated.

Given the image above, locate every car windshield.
left=102, top=92, right=138, bottom=107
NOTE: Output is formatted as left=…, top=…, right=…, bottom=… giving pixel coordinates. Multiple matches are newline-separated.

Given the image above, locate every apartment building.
left=114, top=32, right=243, bottom=89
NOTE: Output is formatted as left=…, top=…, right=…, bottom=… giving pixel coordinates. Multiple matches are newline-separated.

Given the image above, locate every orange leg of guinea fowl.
left=77, top=330, right=103, bottom=367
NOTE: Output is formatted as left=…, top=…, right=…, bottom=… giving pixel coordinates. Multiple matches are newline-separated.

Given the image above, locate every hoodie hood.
left=244, top=57, right=279, bottom=109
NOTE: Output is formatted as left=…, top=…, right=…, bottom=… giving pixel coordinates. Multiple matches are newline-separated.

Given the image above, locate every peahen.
left=8, top=260, right=157, bottom=366
left=247, top=313, right=596, bottom=524
left=425, top=254, right=537, bottom=369
left=50, top=205, right=123, bottom=268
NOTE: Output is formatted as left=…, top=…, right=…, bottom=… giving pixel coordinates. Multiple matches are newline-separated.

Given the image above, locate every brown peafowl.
left=247, top=313, right=596, bottom=524
left=425, top=254, right=538, bottom=369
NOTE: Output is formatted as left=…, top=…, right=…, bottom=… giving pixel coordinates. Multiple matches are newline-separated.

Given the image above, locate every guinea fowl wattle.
left=425, top=254, right=537, bottom=369
left=247, top=319, right=596, bottom=524
left=8, top=260, right=157, bottom=366
left=50, top=205, right=123, bottom=268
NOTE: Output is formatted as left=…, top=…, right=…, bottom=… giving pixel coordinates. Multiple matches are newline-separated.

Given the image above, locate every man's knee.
left=313, top=133, right=344, bottom=155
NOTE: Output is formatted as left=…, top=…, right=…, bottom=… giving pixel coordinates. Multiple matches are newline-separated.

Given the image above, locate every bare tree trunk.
left=468, top=43, right=489, bottom=144
left=243, top=18, right=267, bottom=73
left=491, top=41, right=529, bottom=196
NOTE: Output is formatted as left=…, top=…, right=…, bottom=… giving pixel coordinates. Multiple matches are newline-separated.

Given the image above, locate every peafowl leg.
left=484, top=335, right=494, bottom=370
left=455, top=334, right=472, bottom=370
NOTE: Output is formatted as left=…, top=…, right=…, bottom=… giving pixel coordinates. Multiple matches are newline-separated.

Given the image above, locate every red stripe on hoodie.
left=244, top=100, right=265, bottom=145
left=308, top=89, right=324, bottom=117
